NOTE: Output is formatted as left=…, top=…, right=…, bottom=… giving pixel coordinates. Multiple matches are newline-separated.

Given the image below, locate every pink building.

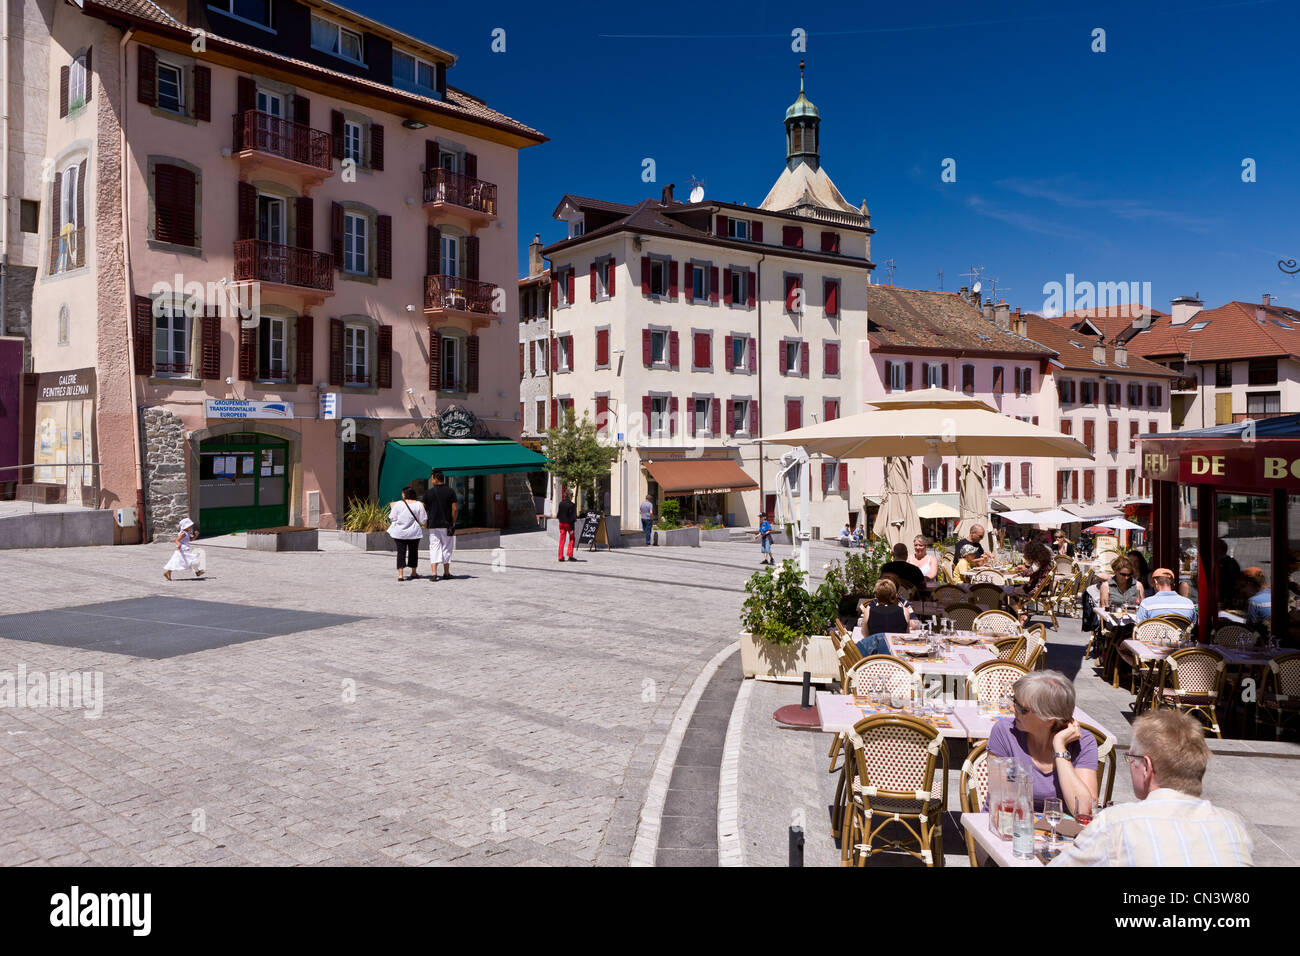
left=28, top=0, right=544, bottom=538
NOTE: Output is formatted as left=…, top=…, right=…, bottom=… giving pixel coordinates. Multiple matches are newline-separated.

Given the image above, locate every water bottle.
left=1011, top=769, right=1035, bottom=860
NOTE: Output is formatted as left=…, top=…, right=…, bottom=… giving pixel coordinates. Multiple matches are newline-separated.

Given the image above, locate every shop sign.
left=439, top=406, right=476, bottom=438
left=319, top=392, right=339, bottom=420
left=1140, top=439, right=1300, bottom=492
left=204, top=400, right=294, bottom=421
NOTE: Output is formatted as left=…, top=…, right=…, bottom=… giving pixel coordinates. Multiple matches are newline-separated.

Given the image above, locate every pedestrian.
left=640, top=494, right=654, bottom=545
left=557, top=488, right=578, bottom=563
left=754, top=511, right=774, bottom=565
left=388, top=486, right=427, bottom=582
left=421, top=470, right=459, bottom=581
left=163, top=517, right=203, bottom=581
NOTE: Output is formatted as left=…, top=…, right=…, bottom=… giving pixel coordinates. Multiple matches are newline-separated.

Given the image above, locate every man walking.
left=422, top=470, right=459, bottom=581
left=640, top=495, right=655, bottom=545
left=557, top=488, right=578, bottom=563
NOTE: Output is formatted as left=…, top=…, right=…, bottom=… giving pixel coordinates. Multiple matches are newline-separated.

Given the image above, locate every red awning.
left=644, top=458, right=758, bottom=495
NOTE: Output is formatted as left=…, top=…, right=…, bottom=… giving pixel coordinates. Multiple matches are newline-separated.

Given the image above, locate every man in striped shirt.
left=1050, top=711, right=1253, bottom=867
left=1135, top=568, right=1198, bottom=625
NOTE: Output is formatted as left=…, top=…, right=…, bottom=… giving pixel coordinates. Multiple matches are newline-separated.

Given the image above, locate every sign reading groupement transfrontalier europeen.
left=204, top=399, right=294, bottom=420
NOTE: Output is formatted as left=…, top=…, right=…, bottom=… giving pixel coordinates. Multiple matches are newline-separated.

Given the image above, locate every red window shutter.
left=642, top=395, right=652, bottom=433
left=331, top=109, right=345, bottom=160
left=752, top=221, right=763, bottom=243
left=641, top=256, right=651, bottom=295
left=1149, top=421, right=1157, bottom=433
left=712, top=398, right=721, bottom=435
left=748, top=338, right=756, bottom=372
left=751, top=399, right=759, bottom=433
left=551, top=398, right=558, bottom=427
left=922, top=467, right=931, bottom=493
left=330, top=202, right=344, bottom=264
left=823, top=399, right=835, bottom=422
left=376, top=215, right=393, bottom=279
left=1021, top=462, right=1031, bottom=492
left=565, top=334, right=574, bottom=371
left=782, top=224, right=803, bottom=247
left=786, top=399, right=801, bottom=431
left=596, top=328, right=609, bottom=366
left=595, top=395, right=609, bottom=434
left=369, top=123, right=384, bottom=170
left=1083, top=419, right=1095, bottom=450
left=724, top=335, right=734, bottom=371
left=825, top=342, right=839, bottom=376
left=669, top=396, right=678, bottom=437
left=785, top=275, right=798, bottom=311
left=669, top=331, right=679, bottom=368
left=905, top=361, right=914, bottom=390
left=684, top=263, right=694, bottom=303
left=779, top=342, right=787, bottom=375
left=820, top=231, right=839, bottom=253
left=800, top=342, right=809, bottom=376
left=746, top=271, right=755, bottom=307
left=328, top=318, right=344, bottom=386
left=1107, top=469, right=1117, bottom=498
left=376, top=325, right=393, bottom=388
left=466, top=335, right=480, bottom=393
left=1061, top=419, right=1073, bottom=435
left=942, top=463, right=949, bottom=492
left=519, top=342, right=526, bottom=376
left=137, top=46, right=156, bottom=106
left=427, top=225, right=441, bottom=275
left=709, top=266, right=719, bottom=303
left=884, top=359, right=893, bottom=387
left=723, top=268, right=733, bottom=305
left=642, top=329, right=652, bottom=366
left=668, top=260, right=679, bottom=299
left=566, top=270, right=575, bottom=303
left=715, top=214, right=728, bottom=236
left=607, top=257, right=616, bottom=296
left=133, top=296, right=153, bottom=375
left=238, top=323, right=256, bottom=381
left=590, top=263, right=597, bottom=301
left=688, top=401, right=697, bottom=438
left=839, top=463, right=849, bottom=491
left=551, top=277, right=558, bottom=309
left=726, top=400, right=735, bottom=436
left=551, top=338, right=559, bottom=371
left=694, top=332, right=708, bottom=369
left=59, top=65, right=70, bottom=117
left=296, top=196, right=314, bottom=250
left=199, top=311, right=221, bottom=380
left=428, top=329, right=441, bottom=390
left=942, top=364, right=950, bottom=389
left=193, top=65, right=211, bottom=122
left=463, top=152, right=477, bottom=179
left=824, top=280, right=839, bottom=317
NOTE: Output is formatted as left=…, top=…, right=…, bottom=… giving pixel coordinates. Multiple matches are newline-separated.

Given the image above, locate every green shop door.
left=198, top=433, right=289, bottom=534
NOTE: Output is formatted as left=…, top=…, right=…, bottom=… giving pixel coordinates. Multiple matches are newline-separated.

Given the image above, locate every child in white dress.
left=163, top=517, right=203, bottom=580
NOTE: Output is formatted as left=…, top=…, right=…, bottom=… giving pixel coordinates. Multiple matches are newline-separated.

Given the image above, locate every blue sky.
left=358, top=0, right=1300, bottom=314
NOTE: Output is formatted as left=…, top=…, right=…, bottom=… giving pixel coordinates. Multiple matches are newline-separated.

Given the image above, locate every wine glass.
left=1073, top=796, right=1096, bottom=827
left=1043, top=798, right=1064, bottom=849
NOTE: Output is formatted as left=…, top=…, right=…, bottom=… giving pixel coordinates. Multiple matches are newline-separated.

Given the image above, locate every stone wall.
left=141, top=407, right=188, bottom=541
left=3, top=266, right=36, bottom=365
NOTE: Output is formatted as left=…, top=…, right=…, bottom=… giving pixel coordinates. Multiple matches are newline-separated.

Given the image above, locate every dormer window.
left=570, top=220, right=585, bottom=238
left=393, top=49, right=438, bottom=96
left=727, top=218, right=750, bottom=240
left=208, top=0, right=272, bottom=29
left=311, top=14, right=364, bottom=64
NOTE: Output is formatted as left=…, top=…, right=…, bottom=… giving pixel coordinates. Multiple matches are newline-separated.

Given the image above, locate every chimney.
left=660, top=183, right=675, bottom=204
left=1169, top=295, right=1203, bottom=326
left=959, top=286, right=970, bottom=302
left=1262, top=293, right=1272, bottom=307
left=1014, top=307, right=1026, bottom=336
left=1114, top=342, right=1128, bottom=366
left=982, top=301, right=994, bottom=323
left=1092, top=337, right=1107, bottom=365
left=528, top=233, right=544, bottom=278
left=994, top=301, right=1010, bottom=330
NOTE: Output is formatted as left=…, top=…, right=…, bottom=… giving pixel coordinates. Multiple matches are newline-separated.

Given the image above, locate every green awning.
left=377, top=439, right=548, bottom=503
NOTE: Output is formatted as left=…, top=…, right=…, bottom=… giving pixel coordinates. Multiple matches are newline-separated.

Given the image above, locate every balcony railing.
left=154, top=362, right=192, bottom=377
left=1171, top=375, right=1198, bottom=392
left=345, top=372, right=370, bottom=385
left=47, top=228, right=86, bottom=274
left=234, top=110, right=333, bottom=172
left=1233, top=411, right=1288, bottom=423
left=424, top=274, right=496, bottom=314
left=235, top=239, right=333, bottom=292
left=422, top=168, right=498, bottom=217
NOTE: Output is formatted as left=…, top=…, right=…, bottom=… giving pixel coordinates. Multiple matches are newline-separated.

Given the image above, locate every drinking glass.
left=1073, top=796, right=1096, bottom=827
left=977, top=695, right=990, bottom=718
left=871, top=678, right=885, bottom=707
left=1043, top=798, right=1064, bottom=849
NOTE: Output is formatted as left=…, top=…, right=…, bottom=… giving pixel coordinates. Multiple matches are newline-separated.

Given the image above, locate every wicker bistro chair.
left=937, top=554, right=955, bottom=585
left=1013, top=626, right=1048, bottom=671
left=968, top=583, right=1008, bottom=609
left=1048, top=572, right=1083, bottom=626
left=958, top=740, right=992, bottom=866
left=969, top=568, right=1007, bottom=585
left=1151, top=647, right=1228, bottom=737
left=993, top=636, right=1025, bottom=660
left=964, top=659, right=1031, bottom=702
left=1257, top=652, right=1300, bottom=738
left=943, top=602, right=982, bottom=631
left=843, top=713, right=949, bottom=867
left=973, top=609, right=1021, bottom=636
left=1018, top=573, right=1056, bottom=627
left=1121, top=618, right=1185, bottom=707
left=932, top=584, right=967, bottom=607
left=1213, top=624, right=1259, bottom=649
left=1078, top=721, right=1118, bottom=808
left=1053, top=555, right=1076, bottom=578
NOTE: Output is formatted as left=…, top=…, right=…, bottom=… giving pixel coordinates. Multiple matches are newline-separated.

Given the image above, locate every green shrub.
left=656, top=498, right=681, bottom=530
left=741, top=558, right=845, bottom=647
left=843, top=537, right=893, bottom=595
left=343, top=498, right=390, bottom=533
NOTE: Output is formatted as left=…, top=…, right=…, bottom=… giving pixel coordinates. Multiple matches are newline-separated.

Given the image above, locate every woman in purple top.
left=987, top=670, right=1099, bottom=814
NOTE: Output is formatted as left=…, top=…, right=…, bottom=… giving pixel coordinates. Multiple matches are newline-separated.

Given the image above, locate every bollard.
left=789, top=825, right=805, bottom=867
left=800, top=670, right=812, bottom=709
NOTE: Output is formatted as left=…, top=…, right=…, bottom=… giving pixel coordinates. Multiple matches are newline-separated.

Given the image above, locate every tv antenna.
left=937, top=267, right=944, bottom=291
left=687, top=175, right=706, bottom=204
left=986, top=276, right=1010, bottom=301
left=961, top=265, right=985, bottom=289
left=883, top=258, right=897, bottom=286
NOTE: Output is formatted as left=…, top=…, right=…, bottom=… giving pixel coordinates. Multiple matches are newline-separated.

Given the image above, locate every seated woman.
left=908, top=535, right=938, bottom=584
left=987, top=670, right=1099, bottom=814
left=1100, top=556, right=1145, bottom=608
left=855, top=577, right=913, bottom=657
left=1126, top=548, right=1151, bottom=591
left=1009, top=540, right=1054, bottom=625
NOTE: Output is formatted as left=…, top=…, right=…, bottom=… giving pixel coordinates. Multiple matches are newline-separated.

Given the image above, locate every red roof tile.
left=1128, top=301, right=1300, bottom=362
left=1022, top=314, right=1176, bottom=376
left=866, top=288, right=1055, bottom=357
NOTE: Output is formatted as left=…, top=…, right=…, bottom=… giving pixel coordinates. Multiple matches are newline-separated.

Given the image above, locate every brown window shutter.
left=466, top=234, right=479, bottom=281
left=238, top=323, right=256, bottom=381
left=641, top=256, right=651, bottom=295
left=154, top=164, right=176, bottom=242
left=134, top=296, right=154, bottom=375
left=1021, top=462, right=1031, bottom=492
left=200, top=311, right=221, bottom=380
left=467, top=334, right=480, bottom=393
left=715, top=214, right=728, bottom=237
left=328, top=317, right=344, bottom=386
left=642, top=328, right=652, bottom=365
left=669, top=331, right=679, bottom=368
left=59, top=65, right=69, bottom=117
left=194, top=66, right=211, bottom=122
left=76, top=159, right=86, bottom=232
left=552, top=399, right=560, bottom=428
left=722, top=268, right=732, bottom=306
left=942, top=364, right=950, bottom=389
left=292, top=93, right=309, bottom=126
left=84, top=47, right=92, bottom=102
left=330, top=110, right=345, bottom=160
left=237, top=181, right=256, bottom=240
left=464, top=152, right=477, bottom=179
left=295, top=314, right=314, bottom=385
left=752, top=221, right=763, bottom=243
left=905, top=361, right=914, bottom=390
left=942, top=463, right=949, bottom=492
left=519, top=342, right=526, bottom=376
left=683, top=263, right=693, bottom=303
left=236, top=75, right=255, bottom=114
left=331, top=202, right=344, bottom=265
left=296, top=196, right=313, bottom=250
left=428, top=329, right=441, bottom=390
left=427, top=225, right=441, bottom=274
left=137, top=46, right=156, bottom=106
left=370, top=123, right=384, bottom=170
left=376, top=214, right=393, bottom=279
left=369, top=324, right=390, bottom=388
left=425, top=139, right=439, bottom=171
left=607, top=257, right=616, bottom=296
left=590, top=263, right=597, bottom=301
left=746, top=271, right=755, bottom=307
left=173, top=166, right=196, bottom=246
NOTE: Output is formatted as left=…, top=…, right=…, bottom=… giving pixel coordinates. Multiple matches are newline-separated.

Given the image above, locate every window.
left=731, top=335, right=748, bottom=372
left=926, top=362, right=943, bottom=387
left=989, top=462, right=1006, bottom=492
left=344, top=325, right=368, bottom=384
left=535, top=399, right=545, bottom=431
left=1146, top=384, right=1163, bottom=407
left=258, top=316, right=287, bottom=381
left=393, top=50, right=438, bottom=95
left=1058, top=379, right=1076, bottom=404
left=20, top=200, right=38, bottom=233
left=961, top=364, right=975, bottom=395
left=733, top=399, right=748, bottom=436
left=534, top=340, right=547, bottom=374
left=311, top=14, right=364, bottom=63
left=691, top=264, right=707, bottom=301
left=69, top=55, right=87, bottom=109
left=729, top=269, right=746, bottom=305
left=343, top=121, right=363, bottom=164
left=925, top=466, right=940, bottom=493
left=257, top=194, right=284, bottom=244
left=784, top=341, right=800, bottom=376
left=441, top=233, right=461, bottom=279
left=694, top=398, right=710, bottom=436
left=343, top=213, right=367, bottom=274
left=1216, top=361, right=1233, bottom=388
left=256, top=88, right=282, bottom=116
left=57, top=305, right=70, bottom=346
left=1248, top=358, right=1278, bottom=386
left=1080, top=381, right=1097, bottom=405
left=209, top=0, right=272, bottom=28
left=1247, top=392, right=1281, bottom=415
left=1128, top=383, right=1143, bottom=406
left=650, top=330, right=667, bottom=364
left=728, top=218, right=750, bottom=240
left=650, top=396, right=669, bottom=437
left=1105, top=382, right=1120, bottom=406
left=648, top=259, right=667, bottom=296
left=156, top=62, right=183, bottom=113
left=154, top=302, right=190, bottom=377
left=569, top=220, right=584, bottom=238
left=891, top=362, right=907, bottom=392
left=596, top=259, right=611, bottom=298
left=558, top=336, right=572, bottom=371
left=441, top=335, right=459, bottom=390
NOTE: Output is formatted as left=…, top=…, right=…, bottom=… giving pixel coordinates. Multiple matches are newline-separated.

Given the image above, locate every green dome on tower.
left=783, top=60, right=821, bottom=171
left=784, top=63, right=820, bottom=121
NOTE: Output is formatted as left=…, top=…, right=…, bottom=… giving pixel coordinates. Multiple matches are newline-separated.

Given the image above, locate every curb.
left=717, top=676, right=754, bottom=866
left=629, top=640, right=740, bottom=867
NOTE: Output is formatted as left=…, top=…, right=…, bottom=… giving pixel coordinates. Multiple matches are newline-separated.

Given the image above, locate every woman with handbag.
left=388, top=486, right=427, bottom=582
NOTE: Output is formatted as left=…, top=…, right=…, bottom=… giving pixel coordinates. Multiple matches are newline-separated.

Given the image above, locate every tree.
left=543, top=412, right=617, bottom=510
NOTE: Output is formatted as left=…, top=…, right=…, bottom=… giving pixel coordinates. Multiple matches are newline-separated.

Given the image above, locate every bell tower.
left=784, top=59, right=821, bottom=172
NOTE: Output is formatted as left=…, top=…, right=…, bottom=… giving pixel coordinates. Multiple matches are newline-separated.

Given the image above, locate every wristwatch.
left=1053, top=751, right=1071, bottom=760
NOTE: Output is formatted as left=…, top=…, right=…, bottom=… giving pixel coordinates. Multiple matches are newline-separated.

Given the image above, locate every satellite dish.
left=972, top=281, right=982, bottom=294
left=689, top=184, right=705, bottom=203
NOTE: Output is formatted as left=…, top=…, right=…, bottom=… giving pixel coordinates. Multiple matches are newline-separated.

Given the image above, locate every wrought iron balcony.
left=424, top=274, right=496, bottom=316
left=234, top=110, right=333, bottom=173
left=234, top=239, right=333, bottom=293
left=1170, top=375, right=1199, bottom=392
left=422, top=168, right=498, bottom=221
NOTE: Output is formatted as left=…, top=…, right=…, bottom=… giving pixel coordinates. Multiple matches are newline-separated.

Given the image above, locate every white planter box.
left=739, top=630, right=839, bottom=683
left=655, top=526, right=700, bottom=548
left=340, top=531, right=395, bottom=552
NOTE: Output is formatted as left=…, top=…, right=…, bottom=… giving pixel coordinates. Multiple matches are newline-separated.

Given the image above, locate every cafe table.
left=852, top=629, right=998, bottom=691
left=961, top=812, right=1075, bottom=866
left=951, top=700, right=1104, bottom=741
left=814, top=691, right=968, bottom=739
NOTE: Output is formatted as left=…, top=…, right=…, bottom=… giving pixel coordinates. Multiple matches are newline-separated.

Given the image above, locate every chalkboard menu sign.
left=578, top=511, right=607, bottom=550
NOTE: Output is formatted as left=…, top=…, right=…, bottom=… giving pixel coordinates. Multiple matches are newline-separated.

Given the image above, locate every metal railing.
left=0, top=462, right=103, bottom=514
left=154, top=362, right=192, bottom=377
left=424, top=274, right=496, bottom=314
left=422, top=168, right=498, bottom=216
left=234, top=239, right=333, bottom=292
left=48, top=228, right=86, bottom=274
left=234, top=110, right=333, bottom=171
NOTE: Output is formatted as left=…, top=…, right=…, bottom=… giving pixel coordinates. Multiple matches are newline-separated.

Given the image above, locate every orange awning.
left=644, top=458, right=759, bottom=495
